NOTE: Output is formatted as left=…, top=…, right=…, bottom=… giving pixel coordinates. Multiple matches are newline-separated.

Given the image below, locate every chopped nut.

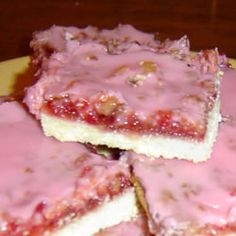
left=24, top=167, right=33, bottom=173
left=113, top=65, right=129, bottom=76
left=111, top=38, right=120, bottom=47
left=95, top=95, right=123, bottom=116
left=65, top=32, right=74, bottom=41
left=200, top=79, right=216, bottom=93
left=182, top=94, right=205, bottom=112
left=86, top=55, right=98, bottom=61
left=169, top=48, right=180, bottom=54
left=182, top=182, right=200, bottom=199
left=197, top=203, right=207, bottom=211
left=108, top=178, right=121, bottom=195
left=128, top=74, right=147, bottom=86
left=185, top=94, right=204, bottom=103
left=139, top=61, right=157, bottom=73
left=65, top=80, right=79, bottom=90
left=74, top=153, right=88, bottom=165
left=124, top=36, right=129, bottom=42
left=217, top=70, right=224, bottom=77
left=137, top=95, right=145, bottom=100
left=161, top=189, right=176, bottom=203
left=79, top=32, right=88, bottom=39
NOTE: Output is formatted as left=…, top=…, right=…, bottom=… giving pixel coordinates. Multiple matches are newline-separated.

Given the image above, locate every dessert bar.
left=0, top=101, right=137, bottom=236
left=130, top=68, right=236, bottom=235
left=25, top=25, right=224, bottom=162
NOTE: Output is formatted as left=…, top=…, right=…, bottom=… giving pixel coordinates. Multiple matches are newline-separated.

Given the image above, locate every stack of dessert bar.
left=0, top=25, right=236, bottom=235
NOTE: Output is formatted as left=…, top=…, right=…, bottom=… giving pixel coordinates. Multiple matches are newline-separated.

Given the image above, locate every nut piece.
left=139, top=61, right=157, bottom=73
left=95, top=95, right=123, bottom=116
left=113, top=65, right=129, bottom=76
left=86, top=55, right=98, bottom=61
left=161, top=189, right=177, bottom=203
left=128, top=74, right=147, bottom=86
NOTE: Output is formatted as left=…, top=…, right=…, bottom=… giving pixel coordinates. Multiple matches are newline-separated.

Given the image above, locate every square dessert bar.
left=0, top=102, right=137, bottom=236
left=131, top=120, right=236, bottom=235
left=25, top=25, right=224, bottom=162
left=130, top=68, right=236, bottom=235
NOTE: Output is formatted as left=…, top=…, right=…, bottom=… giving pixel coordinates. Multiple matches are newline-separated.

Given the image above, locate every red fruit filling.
left=43, top=95, right=206, bottom=140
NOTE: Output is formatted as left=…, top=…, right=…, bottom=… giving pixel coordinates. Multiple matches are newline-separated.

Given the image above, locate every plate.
left=0, top=56, right=235, bottom=96
left=0, top=56, right=32, bottom=96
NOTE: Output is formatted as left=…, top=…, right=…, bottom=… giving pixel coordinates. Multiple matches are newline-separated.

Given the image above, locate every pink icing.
left=25, top=26, right=222, bottom=139
left=31, top=24, right=159, bottom=53
left=130, top=69, right=236, bottom=234
left=0, top=102, right=130, bottom=233
left=30, top=24, right=160, bottom=71
left=221, top=68, right=236, bottom=120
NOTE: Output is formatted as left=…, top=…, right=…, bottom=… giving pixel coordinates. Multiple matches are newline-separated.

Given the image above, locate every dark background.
left=0, top=0, right=236, bottom=61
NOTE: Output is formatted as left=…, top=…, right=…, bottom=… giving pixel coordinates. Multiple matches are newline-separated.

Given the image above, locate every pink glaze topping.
left=130, top=69, right=236, bottom=234
left=31, top=24, right=159, bottom=53
left=221, top=68, right=236, bottom=120
left=0, top=102, right=130, bottom=233
left=25, top=25, right=223, bottom=139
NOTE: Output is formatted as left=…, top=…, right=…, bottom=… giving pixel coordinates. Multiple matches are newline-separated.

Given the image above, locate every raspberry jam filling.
left=43, top=94, right=206, bottom=140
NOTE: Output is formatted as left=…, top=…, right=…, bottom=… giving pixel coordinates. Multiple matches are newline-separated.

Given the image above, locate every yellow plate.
left=0, top=56, right=235, bottom=96
left=0, top=56, right=33, bottom=96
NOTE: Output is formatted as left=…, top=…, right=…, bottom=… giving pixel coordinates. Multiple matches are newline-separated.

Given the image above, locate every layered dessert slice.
left=0, top=101, right=138, bottom=236
left=25, top=25, right=224, bottom=161
left=130, top=68, right=236, bottom=235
